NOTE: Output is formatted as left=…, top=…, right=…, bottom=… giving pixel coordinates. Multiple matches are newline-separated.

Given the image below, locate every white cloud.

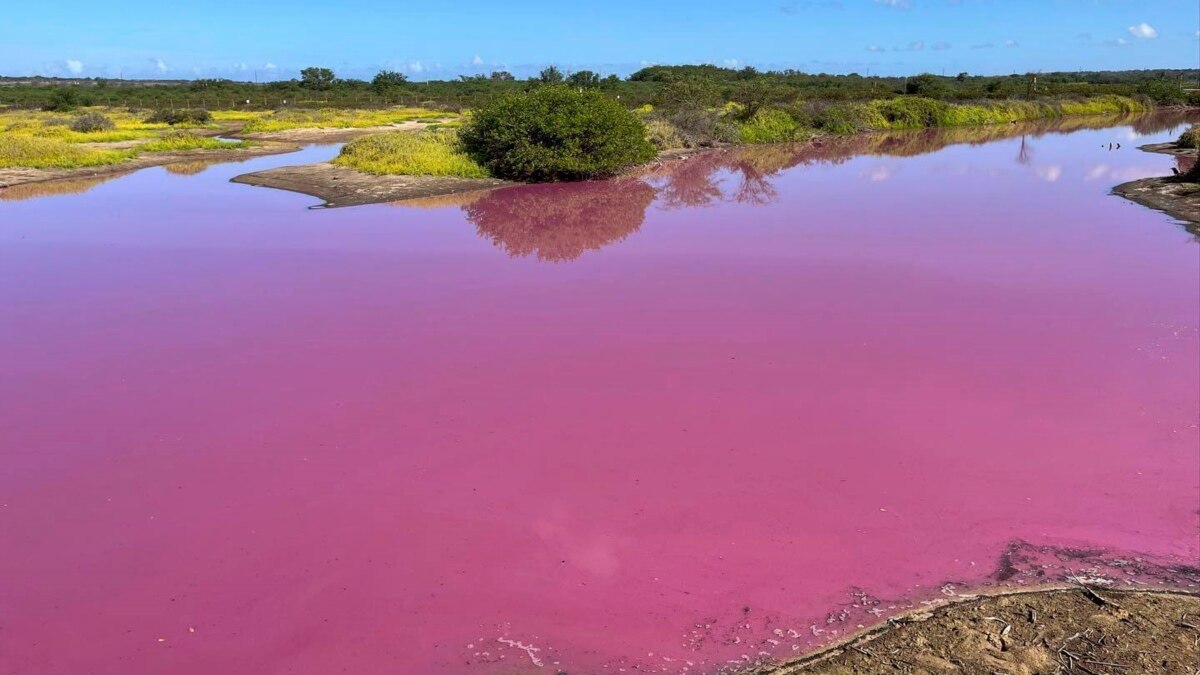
left=864, top=165, right=892, bottom=182
left=471, top=54, right=484, bottom=66
left=723, top=58, right=741, bottom=67
left=874, top=0, right=910, bottom=8
left=1034, top=165, right=1062, bottom=182
left=65, top=59, right=83, bottom=75
left=264, top=62, right=277, bottom=71
left=1128, top=22, right=1158, bottom=39
left=932, top=41, right=951, bottom=50
left=408, top=61, right=424, bottom=73
left=1003, top=39, right=1018, bottom=47
left=866, top=45, right=885, bottom=52
left=154, top=58, right=169, bottom=74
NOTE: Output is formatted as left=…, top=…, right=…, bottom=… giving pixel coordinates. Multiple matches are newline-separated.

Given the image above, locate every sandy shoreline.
left=229, top=161, right=511, bottom=207
left=1112, top=141, right=1200, bottom=232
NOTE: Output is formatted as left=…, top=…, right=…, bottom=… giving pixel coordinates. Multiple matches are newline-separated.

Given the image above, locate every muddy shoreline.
left=757, top=586, right=1200, bottom=674
left=1112, top=142, right=1200, bottom=232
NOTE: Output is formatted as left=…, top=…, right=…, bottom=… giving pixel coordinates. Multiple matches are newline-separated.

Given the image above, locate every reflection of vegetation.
left=462, top=179, right=655, bottom=261
left=0, top=173, right=122, bottom=201
left=162, top=160, right=216, bottom=176
left=390, top=189, right=492, bottom=210
left=643, top=112, right=1200, bottom=209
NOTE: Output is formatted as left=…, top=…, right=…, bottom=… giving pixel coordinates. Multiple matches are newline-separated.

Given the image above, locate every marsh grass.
left=0, top=108, right=251, bottom=170
left=239, top=107, right=452, bottom=133
left=137, top=131, right=249, bottom=153
left=0, top=135, right=132, bottom=169
left=333, top=130, right=489, bottom=178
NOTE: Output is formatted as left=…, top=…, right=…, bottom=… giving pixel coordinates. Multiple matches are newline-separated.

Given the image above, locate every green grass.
left=0, top=135, right=132, bottom=169
left=333, top=129, right=489, bottom=178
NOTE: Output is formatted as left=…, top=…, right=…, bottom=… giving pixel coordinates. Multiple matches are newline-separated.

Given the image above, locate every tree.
left=566, top=70, right=601, bottom=88
left=905, top=73, right=948, bottom=97
left=299, top=67, right=335, bottom=90
left=534, top=65, right=564, bottom=84
left=371, top=70, right=408, bottom=94
left=490, top=71, right=515, bottom=81
left=458, top=86, right=657, bottom=182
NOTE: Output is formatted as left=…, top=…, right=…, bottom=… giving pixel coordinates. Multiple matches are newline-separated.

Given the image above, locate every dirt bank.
left=1112, top=142, right=1200, bottom=232
left=0, top=142, right=299, bottom=191
left=230, top=161, right=511, bottom=207
left=754, top=587, right=1200, bottom=674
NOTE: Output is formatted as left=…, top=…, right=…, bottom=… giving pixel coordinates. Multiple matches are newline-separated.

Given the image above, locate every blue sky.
left=4, top=0, right=1197, bottom=80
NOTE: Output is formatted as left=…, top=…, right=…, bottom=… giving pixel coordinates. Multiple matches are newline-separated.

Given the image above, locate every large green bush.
left=458, top=86, right=657, bottom=182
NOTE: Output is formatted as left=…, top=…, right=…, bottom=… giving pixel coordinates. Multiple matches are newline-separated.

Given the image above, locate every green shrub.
left=333, top=130, right=489, bottom=177
left=42, top=89, right=79, bottom=112
left=458, top=86, right=657, bottom=181
left=146, top=108, right=212, bottom=125
left=1137, top=80, right=1186, bottom=106
left=737, top=108, right=812, bottom=144
left=69, top=112, right=115, bottom=133
left=1177, top=126, right=1200, bottom=149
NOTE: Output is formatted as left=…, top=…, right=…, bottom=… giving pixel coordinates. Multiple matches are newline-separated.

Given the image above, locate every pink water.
left=2, top=115, right=1198, bottom=675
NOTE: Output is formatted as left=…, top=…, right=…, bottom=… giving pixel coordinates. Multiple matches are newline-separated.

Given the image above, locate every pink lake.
left=1, top=114, right=1198, bottom=675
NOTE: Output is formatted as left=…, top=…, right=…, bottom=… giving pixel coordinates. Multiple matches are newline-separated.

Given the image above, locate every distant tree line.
left=1, top=65, right=1196, bottom=112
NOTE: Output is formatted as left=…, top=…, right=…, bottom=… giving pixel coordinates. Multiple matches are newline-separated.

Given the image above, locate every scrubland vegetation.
left=2, top=65, right=1195, bottom=179
left=3, top=66, right=1194, bottom=111
left=0, top=106, right=249, bottom=170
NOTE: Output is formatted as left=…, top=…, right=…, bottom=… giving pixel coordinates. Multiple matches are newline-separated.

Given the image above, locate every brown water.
left=1, top=112, right=1198, bottom=675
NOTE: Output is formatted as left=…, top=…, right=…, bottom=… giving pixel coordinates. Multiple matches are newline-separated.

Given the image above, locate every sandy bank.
left=756, top=587, right=1199, bottom=674
left=0, top=142, right=300, bottom=191
left=1112, top=142, right=1200, bottom=232
left=230, top=162, right=511, bottom=207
